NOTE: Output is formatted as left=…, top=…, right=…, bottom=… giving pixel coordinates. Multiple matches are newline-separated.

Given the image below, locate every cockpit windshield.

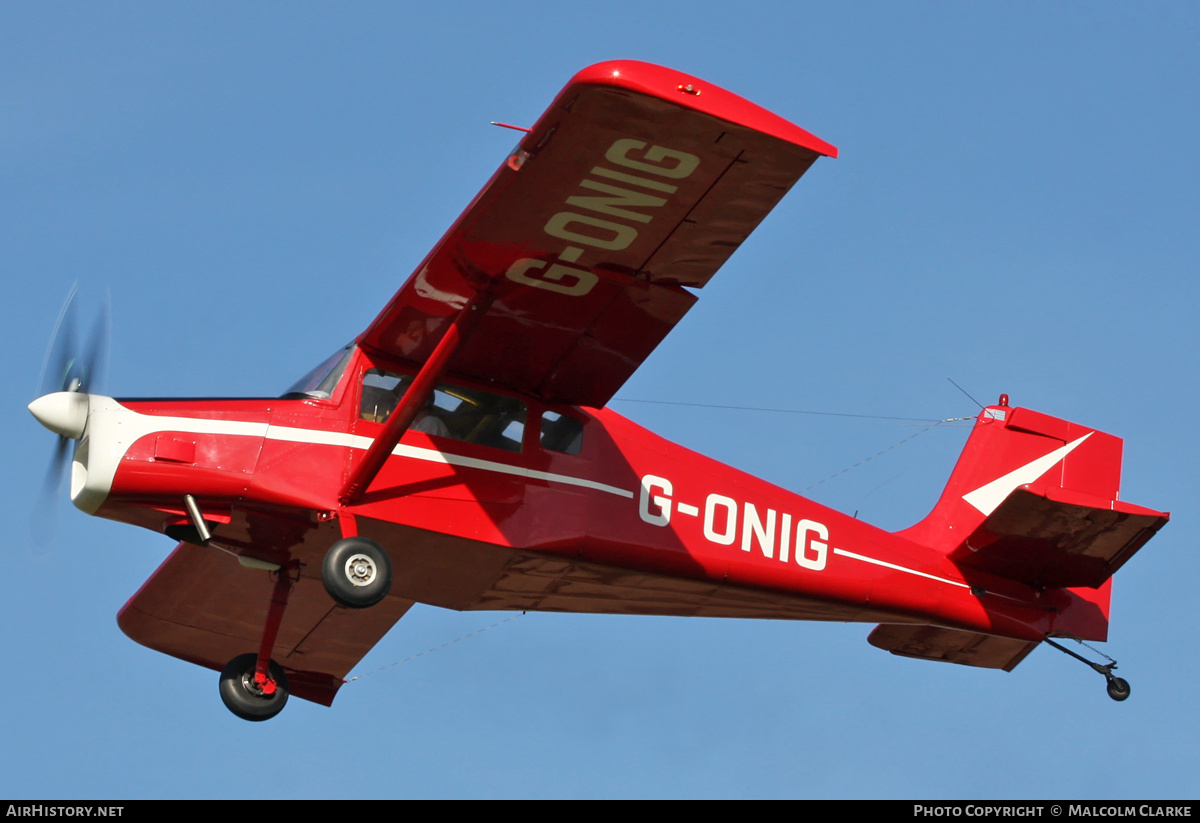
left=282, top=343, right=355, bottom=399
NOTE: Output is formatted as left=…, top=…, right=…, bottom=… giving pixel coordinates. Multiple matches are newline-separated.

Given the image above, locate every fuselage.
left=63, top=345, right=1102, bottom=645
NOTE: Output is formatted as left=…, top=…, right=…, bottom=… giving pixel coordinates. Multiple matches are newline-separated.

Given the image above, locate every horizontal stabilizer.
left=950, top=487, right=1168, bottom=589
left=868, top=624, right=1038, bottom=671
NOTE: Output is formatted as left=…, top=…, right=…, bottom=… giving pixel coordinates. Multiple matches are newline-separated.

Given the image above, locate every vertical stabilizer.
left=897, top=397, right=1166, bottom=593
left=898, top=398, right=1124, bottom=556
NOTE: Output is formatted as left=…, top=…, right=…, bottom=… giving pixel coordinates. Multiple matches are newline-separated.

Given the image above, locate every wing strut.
left=339, top=291, right=494, bottom=504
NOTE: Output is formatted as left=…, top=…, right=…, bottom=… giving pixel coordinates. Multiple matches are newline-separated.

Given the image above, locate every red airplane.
left=29, top=61, right=1168, bottom=721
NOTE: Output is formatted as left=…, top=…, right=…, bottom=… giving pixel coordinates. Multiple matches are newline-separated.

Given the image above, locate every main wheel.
left=322, top=536, right=393, bottom=609
left=219, top=653, right=290, bottom=721
left=1106, top=676, right=1131, bottom=702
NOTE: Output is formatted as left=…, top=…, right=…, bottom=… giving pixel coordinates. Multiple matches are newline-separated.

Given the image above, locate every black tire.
left=322, top=536, right=393, bottom=609
left=219, top=653, right=290, bottom=722
left=1106, top=676, right=1131, bottom=702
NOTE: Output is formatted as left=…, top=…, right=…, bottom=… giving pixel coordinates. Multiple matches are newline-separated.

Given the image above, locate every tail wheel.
left=1106, top=676, right=1131, bottom=702
left=219, top=653, right=290, bottom=722
left=322, top=536, right=393, bottom=609
left=1044, top=637, right=1132, bottom=703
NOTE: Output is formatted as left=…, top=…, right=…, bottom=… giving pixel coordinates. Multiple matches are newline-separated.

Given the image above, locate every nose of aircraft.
left=29, top=391, right=89, bottom=439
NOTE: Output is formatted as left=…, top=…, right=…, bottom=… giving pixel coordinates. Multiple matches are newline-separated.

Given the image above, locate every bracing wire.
left=612, top=397, right=976, bottom=493
left=800, top=417, right=973, bottom=493
left=348, top=400, right=976, bottom=684
left=344, top=613, right=525, bottom=683
left=611, top=397, right=944, bottom=423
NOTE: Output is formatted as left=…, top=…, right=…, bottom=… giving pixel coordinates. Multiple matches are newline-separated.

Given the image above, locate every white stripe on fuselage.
left=81, top=400, right=1021, bottom=607
left=832, top=548, right=970, bottom=589
left=262, top=425, right=634, bottom=498
left=832, top=548, right=1025, bottom=603
left=75, top=399, right=634, bottom=514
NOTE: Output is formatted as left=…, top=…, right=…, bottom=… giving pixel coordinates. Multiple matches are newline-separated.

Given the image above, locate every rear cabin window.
left=360, top=369, right=526, bottom=453
left=540, top=410, right=584, bottom=455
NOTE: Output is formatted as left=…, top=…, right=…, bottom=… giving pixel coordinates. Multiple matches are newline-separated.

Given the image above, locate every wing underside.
left=118, top=542, right=414, bottom=706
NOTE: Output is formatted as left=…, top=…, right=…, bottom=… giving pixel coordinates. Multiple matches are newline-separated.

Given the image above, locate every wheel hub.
left=344, top=553, right=377, bottom=587
left=240, top=672, right=269, bottom=698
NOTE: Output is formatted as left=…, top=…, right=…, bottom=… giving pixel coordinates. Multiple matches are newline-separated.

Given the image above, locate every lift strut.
left=339, top=290, right=494, bottom=504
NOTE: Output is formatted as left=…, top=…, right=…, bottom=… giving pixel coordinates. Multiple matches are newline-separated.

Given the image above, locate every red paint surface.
left=71, top=62, right=1164, bottom=710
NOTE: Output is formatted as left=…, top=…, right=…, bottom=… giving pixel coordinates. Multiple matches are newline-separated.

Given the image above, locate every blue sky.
left=3, top=2, right=1198, bottom=799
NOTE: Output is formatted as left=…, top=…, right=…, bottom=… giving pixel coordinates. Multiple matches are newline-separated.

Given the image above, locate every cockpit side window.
left=359, top=369, right=526, bottom=453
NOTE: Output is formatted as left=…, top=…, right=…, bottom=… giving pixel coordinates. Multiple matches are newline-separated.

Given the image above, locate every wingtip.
left=568, top=60, right=838, bottom=158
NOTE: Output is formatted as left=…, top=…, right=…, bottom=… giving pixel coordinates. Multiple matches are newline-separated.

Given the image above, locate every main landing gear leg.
left=1044, top=636, right=1131, bottom=702
left=219, top=567, right=295, bottom=721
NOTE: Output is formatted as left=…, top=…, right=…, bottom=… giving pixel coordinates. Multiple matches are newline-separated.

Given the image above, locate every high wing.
left=117, top=63, right=836, bottom=707
left=359, top=60, right=836, bottom=407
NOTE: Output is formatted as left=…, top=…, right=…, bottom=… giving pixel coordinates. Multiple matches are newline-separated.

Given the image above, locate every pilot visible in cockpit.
left=360, top=381, right=449, bottom=438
